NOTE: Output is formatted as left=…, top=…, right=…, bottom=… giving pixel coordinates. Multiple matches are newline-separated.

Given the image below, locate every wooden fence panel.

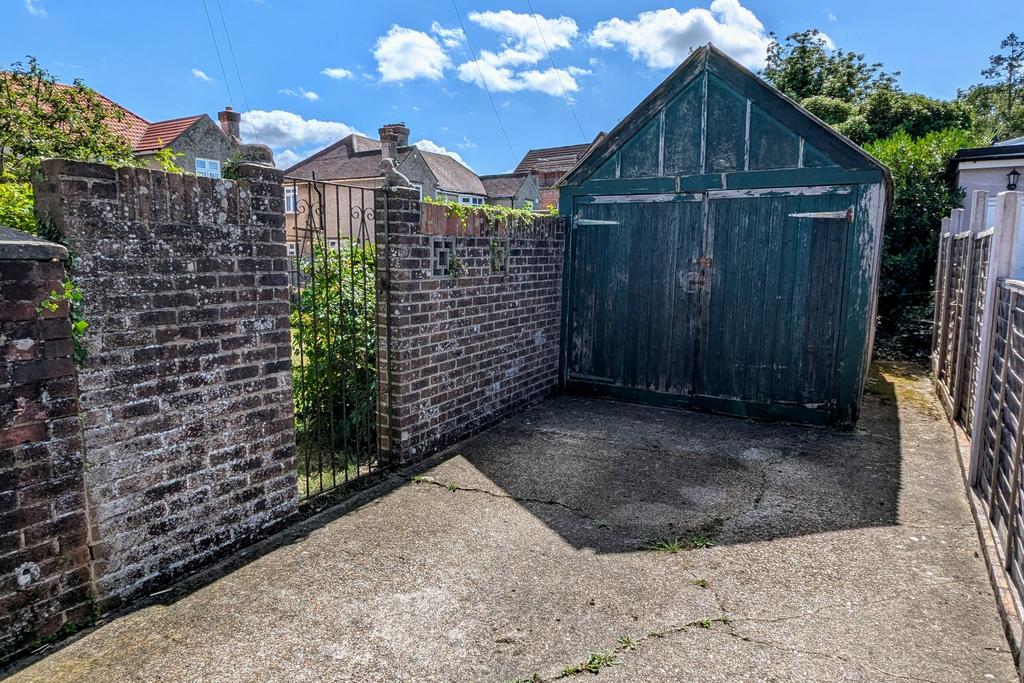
left=957, top=232, right=992, bottom=432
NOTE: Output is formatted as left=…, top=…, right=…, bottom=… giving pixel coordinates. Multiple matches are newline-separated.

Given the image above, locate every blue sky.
left=1, top=0, right=1014, bottom=174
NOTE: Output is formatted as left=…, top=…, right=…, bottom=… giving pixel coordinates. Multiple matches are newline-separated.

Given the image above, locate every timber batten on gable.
left=560, top=45, right=887, bottom=194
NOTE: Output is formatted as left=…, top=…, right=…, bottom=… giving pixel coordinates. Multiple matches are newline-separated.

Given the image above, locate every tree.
left=0, top=57, right=137, bottom=233
left=864, top=128, right=987, bottom=356
left=0, top=57, right=137, bottom=181
left=983, top=33, right=1024, bottom=120
left=763, top=30, right=897, bottom=103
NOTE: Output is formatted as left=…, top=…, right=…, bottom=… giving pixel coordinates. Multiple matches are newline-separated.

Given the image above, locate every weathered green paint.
left=557, top=44, right=889, bottom=426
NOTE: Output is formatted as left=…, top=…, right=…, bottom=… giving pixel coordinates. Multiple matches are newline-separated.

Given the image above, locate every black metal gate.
left=284, top=177, right=386, bottom=500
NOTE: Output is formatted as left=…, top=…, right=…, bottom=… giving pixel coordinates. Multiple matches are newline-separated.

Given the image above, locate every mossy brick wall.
left=374, top=188, right=564, bottom=461
left=0, top=231, right=92, bottom=661
left=32, top=160, right=298, bottom=608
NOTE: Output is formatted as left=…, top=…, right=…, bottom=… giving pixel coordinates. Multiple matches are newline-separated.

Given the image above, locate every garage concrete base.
left=6, top=363, right=1017, bottom=682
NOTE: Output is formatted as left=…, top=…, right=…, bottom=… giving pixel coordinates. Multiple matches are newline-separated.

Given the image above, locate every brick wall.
left=32, top=160, right=298, bottom=607
left=0, top=228, right=92, bottom=660
left=375, top=188, right=565, bottom=461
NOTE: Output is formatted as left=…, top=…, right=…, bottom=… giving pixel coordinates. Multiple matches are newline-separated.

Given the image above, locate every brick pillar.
left=0, top=226, right=93, bottom=663
left=374, top=187, right=420, bottom=464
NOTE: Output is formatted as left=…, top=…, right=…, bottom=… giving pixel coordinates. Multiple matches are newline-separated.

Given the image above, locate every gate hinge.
left=788, top=207, right=855, bottom=223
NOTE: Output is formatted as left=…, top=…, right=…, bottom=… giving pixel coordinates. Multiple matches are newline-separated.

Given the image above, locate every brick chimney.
left=378, top=122, right=410, bottom=159
left=219, top=106, right=241, bottom=141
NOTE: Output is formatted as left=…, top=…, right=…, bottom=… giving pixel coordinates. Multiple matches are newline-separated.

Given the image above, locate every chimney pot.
left=378, top=122, right=410, bottom=160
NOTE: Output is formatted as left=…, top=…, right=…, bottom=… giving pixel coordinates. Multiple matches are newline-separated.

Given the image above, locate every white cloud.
left=278, top=87, right=320, bottom=101
left=240, top=110, right=361, bottom=149
left=274, top=149, right=303, bottom=169
left=457, top=136, right=477, bottom=149
left=411, top=139, right=471, bottom=169
left=589, top=0, right=771, bottom=70
left=322, top=67, right=354, bottom=79
left=455, top=10, right=588, bottom=97
left=374, top=25, right=450, bottom=82
left=430, top=21, right=466, bottom=49
left=24, top=0, right=46, bottom=17
left=826, top=10, right=837, bottom=22
left=191, top=68, right=213, bottom=82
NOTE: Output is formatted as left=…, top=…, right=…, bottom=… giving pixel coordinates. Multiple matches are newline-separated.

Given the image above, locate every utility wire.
left=525, top=0, right=586, bottom=141
left=201, top=0, right=234, bottom=106
left=451, top=0, right=519, bottom=166
left=215, top=0, right=261, bottom=144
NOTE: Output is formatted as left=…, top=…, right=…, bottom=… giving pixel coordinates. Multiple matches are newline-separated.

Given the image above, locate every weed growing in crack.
left=693, top=578, right=710, bottom=589
left=798, top=430, right=820, bottom=443
left=562, top=651, right=620, bottom=676
left=509, top=675, right=542, bottom=683
left=695, top=619, right=712, bottom=629
left=643, top=519, right=721, bottom=553
left=592, top=519, right=611, bottom=529
left=446, top=482, right=458, bottom=491
left=617, top=635, right=637, bottom=651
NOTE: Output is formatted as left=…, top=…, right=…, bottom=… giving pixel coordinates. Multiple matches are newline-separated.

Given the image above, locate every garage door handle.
left=788, top=207, right=854, bottom=223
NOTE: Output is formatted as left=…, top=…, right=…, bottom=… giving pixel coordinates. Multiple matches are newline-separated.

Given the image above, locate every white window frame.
left=286, top=243, right=297, bottom=256
left=284, top=186, right=297, bottom=213
left=458, top=194, right=484, bottom=206
left=195, top=157, right=221, bottom=178
left=411, top=183, right=424, bottom=199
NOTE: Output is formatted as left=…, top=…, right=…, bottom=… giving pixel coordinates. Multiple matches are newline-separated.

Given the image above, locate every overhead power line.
left=451, top=0, right=519, bottom=167
left=200, top=0, right=234, bottom=106
left=214, top=0, right=261, bottom=144
left=525, top=0, right=586, bottom=141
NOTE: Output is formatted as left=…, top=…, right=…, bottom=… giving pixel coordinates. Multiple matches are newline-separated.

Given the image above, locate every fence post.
left=933, top=217, right=953, bottom=376
left=969, top=191, right=1024, bottom=486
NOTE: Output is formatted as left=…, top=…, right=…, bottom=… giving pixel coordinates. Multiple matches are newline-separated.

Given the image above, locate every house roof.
left=286, top=132, right=486, bottom=195
left=53, top=83, right=221, bottom=154
left=134, top=115, right=204, bottom=153
left=514, top=142, right=595, bottom=174
left=955, top=143, right=1024, bottom=163
left=417, top=149, right=485, bottom=195
left=480, top=172, right=530, bottom=198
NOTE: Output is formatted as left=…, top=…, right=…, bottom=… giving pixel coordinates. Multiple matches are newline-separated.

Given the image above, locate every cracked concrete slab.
left=5, top=363, right=1017, bottom=682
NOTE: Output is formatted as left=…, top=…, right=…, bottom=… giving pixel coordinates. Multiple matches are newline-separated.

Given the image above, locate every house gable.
left=561, top=45, right=886, bottom=191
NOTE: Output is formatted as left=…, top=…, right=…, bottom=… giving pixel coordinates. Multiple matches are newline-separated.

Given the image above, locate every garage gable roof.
left=560, top=44, right=887, bottom=187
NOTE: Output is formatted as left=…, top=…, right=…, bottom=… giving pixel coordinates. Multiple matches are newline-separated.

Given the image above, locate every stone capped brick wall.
left=32, top=160, right=297, bottom=606
left=375, top=189, right=564, bottom=460
left=0, top=227, right=92, bottom=660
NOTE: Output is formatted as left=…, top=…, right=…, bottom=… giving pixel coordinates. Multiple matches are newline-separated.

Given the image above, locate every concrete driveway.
left=5, top=363, right=1016, bottom=682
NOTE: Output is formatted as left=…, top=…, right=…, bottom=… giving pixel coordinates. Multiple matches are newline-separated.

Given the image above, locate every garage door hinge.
left=574, top=216, right=621, bottom=228
left=787, top=207, right=855, bottom=223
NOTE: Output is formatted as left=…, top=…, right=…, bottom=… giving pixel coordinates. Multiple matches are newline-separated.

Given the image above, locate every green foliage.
left=763, top=29, right=897, bottom=103
left=153, top=143, right=186, bottom=174
left=800, top=95, right=855, bottom=125
left=958, top=83, right=1024, bottom=142
left=983, top=33, right=1024, bottom=120
left=834, top=114, right=872, bottom=144
left=34, top=214, right=90, bottom=365
left=291, top=240, right=378, bottom=464
left=0, top=175, right=35, bottom=233
left=0, top=56, right=137, bottom=182
left=222, top=153, right=243, bottom=180
left=864, top=128, right=987, bottom=356
left=859, top=88, right=973, bottom=141
left=422, top=196, right=538, bottom=233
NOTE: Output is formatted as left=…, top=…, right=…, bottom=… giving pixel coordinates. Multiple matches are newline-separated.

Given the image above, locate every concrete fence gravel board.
left=375, top=188, right=565, bottom=461
left=29, top=159, right=298, bottom=609
left=0, top=226, right=93, bottom=660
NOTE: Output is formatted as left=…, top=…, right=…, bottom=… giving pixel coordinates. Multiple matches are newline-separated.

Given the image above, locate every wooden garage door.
left=564, top=188, right=853, bottom=423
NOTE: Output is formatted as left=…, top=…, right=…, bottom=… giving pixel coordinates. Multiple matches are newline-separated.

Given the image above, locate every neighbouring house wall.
left=375, top=189, right=564, bottom=461
left=516, top=175, right=541, bottom=208
left=31, top=160, right=297, bottom=608
left=284, top=178, right=380, bottom=253
left=164, top=117, right=238, bottom=176
left=395, top=150, right=438, bottom=199
left=958, top=164, right=1022, bottom=229
left=0, top=228, right=92, bottom=661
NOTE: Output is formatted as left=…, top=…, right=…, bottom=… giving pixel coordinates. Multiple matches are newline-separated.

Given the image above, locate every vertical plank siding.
left=559, top=46, right=888, bottom=425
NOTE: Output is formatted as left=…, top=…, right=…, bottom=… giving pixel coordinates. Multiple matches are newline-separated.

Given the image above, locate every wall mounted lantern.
left=1009, top=167, right=1021, bottom=191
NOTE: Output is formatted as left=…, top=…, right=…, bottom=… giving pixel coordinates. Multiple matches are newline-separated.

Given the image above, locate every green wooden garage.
left=557, top=45, right=890, bottom=426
